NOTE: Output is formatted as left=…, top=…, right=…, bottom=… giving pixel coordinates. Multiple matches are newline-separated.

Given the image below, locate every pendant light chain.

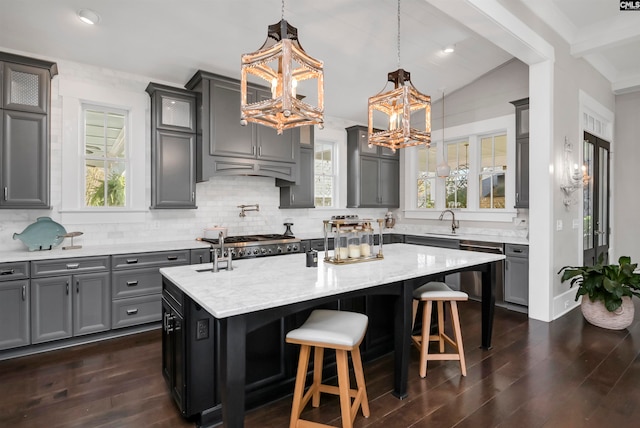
left=282, top=0, right=285, bottom=20
left=397, top=0, right=401, bottom=69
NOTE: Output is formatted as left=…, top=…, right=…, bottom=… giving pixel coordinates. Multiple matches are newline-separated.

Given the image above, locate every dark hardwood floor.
left=2, top=299, right=639, bottom=427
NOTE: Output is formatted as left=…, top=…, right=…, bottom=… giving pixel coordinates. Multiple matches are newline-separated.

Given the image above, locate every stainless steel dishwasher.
left=458, top=240, right=504, bottom=303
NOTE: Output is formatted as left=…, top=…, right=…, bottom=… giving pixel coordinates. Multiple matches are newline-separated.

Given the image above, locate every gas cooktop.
left=200, top=234, right=301, bottom=259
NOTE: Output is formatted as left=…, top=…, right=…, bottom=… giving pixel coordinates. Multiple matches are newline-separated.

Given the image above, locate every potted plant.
left=559, top=255, right=640, bottom=330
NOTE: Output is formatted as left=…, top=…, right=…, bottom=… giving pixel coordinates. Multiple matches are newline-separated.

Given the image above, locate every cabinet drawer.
left=0, top=261, right=29, bottom=281
left=505, top=244, right=528, bottom=258
left=112, top=294, right=161, bottom=329
left=31, top=256, right=110, bottom=277
left=112, top=267, right=162, bottom=299
left=112, top=250, right=190, bottom=270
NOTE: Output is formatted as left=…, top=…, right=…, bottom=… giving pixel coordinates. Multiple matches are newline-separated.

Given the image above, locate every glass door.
left=583, top=132, right=610, bottom=266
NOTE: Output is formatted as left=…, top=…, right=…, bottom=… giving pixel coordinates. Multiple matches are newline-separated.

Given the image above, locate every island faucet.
left=212, top=231, right=233, bottom=272
left=439, top=209, right=460, bottom=234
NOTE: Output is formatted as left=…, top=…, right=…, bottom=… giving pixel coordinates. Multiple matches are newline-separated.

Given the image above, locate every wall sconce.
left=560, top=137, right=584, bottom=208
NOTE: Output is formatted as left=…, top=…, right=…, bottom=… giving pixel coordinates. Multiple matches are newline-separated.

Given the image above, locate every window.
left=314, top=140, right=336, bottom=207
left=83, top=106, right=128, bottom=208
left=479, top=133, right=507, bottom=209
left=445, top=140, right=469, bottom=209
left=417, top=144, right=438, bottom=208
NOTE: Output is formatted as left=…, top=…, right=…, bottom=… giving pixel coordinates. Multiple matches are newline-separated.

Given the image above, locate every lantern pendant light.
left=368, top=0, right=431, bottom=152
left=436, top=90, right=451, bottom=177
left=240, top=0, right=324, bottom=134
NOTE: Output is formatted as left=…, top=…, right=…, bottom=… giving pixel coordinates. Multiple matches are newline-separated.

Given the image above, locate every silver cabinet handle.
left=126, top=308, right=139, bottom=315
left=22, top=285, right=26, bottom=301
left=126, top=280, right=138, bottom=287
left=0, top=269, right=15, bottom=275
left=76, top=280, right=79, bottom=294
left=66, top=281, right=69, bottom=295
left=66, top=263, right=79, bottom=269
left=3, top=187, right=7, bottom=201
left=258, top=146, right=262, bottom=157
left=126, top=259, right=138, bottom=264
left=167, top=255, right=178, bottom=261
left=252, top=146, right=256, bottom=155
left=191, top=191, right=195, bottom=202
left=291, top=193, right=295, bottom=203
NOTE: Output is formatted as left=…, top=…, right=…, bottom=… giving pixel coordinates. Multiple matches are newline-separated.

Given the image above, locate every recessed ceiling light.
left=443, top=45, right=455, bottom=54
left=77, top=9, right=100, bottom=25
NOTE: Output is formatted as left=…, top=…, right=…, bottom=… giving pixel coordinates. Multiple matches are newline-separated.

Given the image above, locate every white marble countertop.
left=160, top=243, right=506, bottom=319
left=0, top=240, right=210, bottom=263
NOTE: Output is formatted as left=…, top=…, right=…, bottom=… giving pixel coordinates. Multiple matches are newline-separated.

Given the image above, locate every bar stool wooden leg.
left=419, top=300, right=433, bottom=378
left=290, top=344, right=311, bottom=428
left=450, top=301, right=467, bottom=376
left=351, top=346, right=370, bottom=418
left=336, top=349, right=353, bottom=428
left=437, top=301, right=445, bottom=353
left=312, top=346, right=324, bottom=407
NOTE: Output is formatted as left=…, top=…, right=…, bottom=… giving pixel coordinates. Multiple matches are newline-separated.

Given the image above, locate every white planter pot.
left=581, top=296, right=635, bottom=330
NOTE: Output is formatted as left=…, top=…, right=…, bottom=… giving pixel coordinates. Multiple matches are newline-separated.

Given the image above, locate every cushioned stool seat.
left=286, top=309, right=369, bottom=428
left=412, top=281, right=468, bottom=377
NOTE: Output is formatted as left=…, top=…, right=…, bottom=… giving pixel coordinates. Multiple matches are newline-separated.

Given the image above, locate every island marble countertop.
left=0, top=240, right=210, bottom=263
left=160, top=243, right=505, bottom=319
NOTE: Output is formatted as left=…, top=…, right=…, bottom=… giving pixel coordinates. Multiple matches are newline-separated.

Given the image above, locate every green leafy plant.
left=558, top=254, right=640, bottom=312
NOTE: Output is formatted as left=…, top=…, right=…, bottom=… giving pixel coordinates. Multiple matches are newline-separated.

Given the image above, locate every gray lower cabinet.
left=146, top=83, right=197, bottom=209
left=111, top=250, right=190, bottom=329
left=30, top=256, right=111, bottom=344
left=504, top=244, right=529, bottom=306
left=0, top=278, right=30, bottom=351
left=186, top=71, right=299, bottom=182
left=346, top=125, right=400, bottom=208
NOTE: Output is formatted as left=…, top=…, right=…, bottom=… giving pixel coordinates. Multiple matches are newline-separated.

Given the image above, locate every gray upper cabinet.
left=346, top=125, right=400, bottom=208
left=0, top=262, right=30, bottom=350
left=278, top=126, right=315, bottom=208
left=0, top=52, right=57, bottom=209
left=186, top=71, right=299, bottom=182
left=511, top=98, right=529, bottom=208
left=146, top=83, right=197, bottom=209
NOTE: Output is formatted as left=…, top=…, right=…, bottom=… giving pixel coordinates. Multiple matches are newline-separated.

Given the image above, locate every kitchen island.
left=160, top=243, right=504, bottom=428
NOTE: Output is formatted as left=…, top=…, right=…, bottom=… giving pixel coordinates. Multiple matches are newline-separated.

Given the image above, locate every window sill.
left=403, top=209, right=517, bottom=223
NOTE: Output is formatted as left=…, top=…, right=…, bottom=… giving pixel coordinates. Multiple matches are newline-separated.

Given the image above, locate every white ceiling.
left=0, top=0, right=637, bottom=123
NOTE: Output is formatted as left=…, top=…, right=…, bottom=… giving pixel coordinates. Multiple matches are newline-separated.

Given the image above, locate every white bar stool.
left=412, top=281, right=468, bottom=377
left=286, top=309, right=370, bottom=428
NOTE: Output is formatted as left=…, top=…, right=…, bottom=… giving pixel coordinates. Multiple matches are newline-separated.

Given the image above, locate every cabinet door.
left=0, top=280, right=30, bottom=350
left=152, top=130, right=196, bottom=208
left=379, top=158, right=400, bottom=207
left=515, top=137, right=529, bottom=208
left=505, top=257, right=529, bottom=306
left=2, top=62, right=49, bottom=114
left=279, top=146, right=314, bottom=208
left=73, top=272, right=111, bottom=336
left=31, top=276, right=72, bottom=344
left=359, top=157, right=380, bottom=206
left=1, top=110, right=48, bottom=208
left=162, top=298, right=186, bottom=413
left=255, top=89, right=297, bottom=163
left=209, top=79, right=255, bottom=158
left=156, top=91, right=195, bottom=133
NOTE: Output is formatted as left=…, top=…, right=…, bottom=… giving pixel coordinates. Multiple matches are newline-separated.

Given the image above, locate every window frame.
left=404, top=114, right=517, bottom=222
left=59, top=78, right=148, bottom=224
left=82, top=104, right=130, bottom=209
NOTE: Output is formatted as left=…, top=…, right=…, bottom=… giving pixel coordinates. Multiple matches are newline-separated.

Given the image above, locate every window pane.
left=478, top=133, right=506, bottom=209
left=84, top=106, right=128, bottom=208
left=446, top=141, right=468, bottom=208
left=417, top=178, right=435, bottom=208
left=106, top=161, right=126, bottom=207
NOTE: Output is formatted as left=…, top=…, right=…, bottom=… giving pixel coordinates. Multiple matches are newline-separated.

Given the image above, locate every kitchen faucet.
left=212, top=231, right=233, bottom=272
left=238, top=204, right=259, bottom=217
left=439, top=209, right=460, bottom=234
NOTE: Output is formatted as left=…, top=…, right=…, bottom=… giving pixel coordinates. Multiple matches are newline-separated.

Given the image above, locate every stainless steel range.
left=200, top=234, right=301, bottom=260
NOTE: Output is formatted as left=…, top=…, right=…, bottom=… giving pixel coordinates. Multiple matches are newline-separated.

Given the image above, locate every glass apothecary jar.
left=323, top=217, right=384, bottom=265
